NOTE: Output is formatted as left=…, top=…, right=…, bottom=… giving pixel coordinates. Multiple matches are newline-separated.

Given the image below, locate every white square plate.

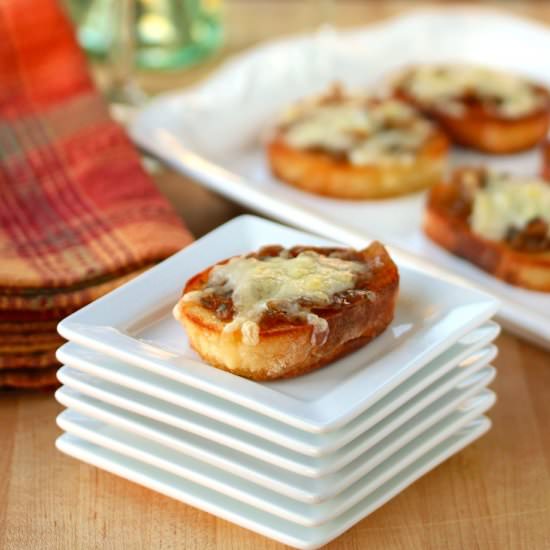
left=57, top=390, right=494, bottom=525
left=56, top=417, right=490, bottom=549
left=58, top=216, right=498, bottom=433
left=56, top=344, right=495, bottom=475
left=57, top=332, right=497, bottom=457
left=55, top=369, right=494, bottom=503
left=130, top=9, right=550, bottom=347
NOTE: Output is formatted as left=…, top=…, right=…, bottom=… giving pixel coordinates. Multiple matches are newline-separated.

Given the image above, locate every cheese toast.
left=424, top=168, right=550, bottom=291
left=267, top=86, right=448, bottom=199
left=173, top=242, right=399, bottom=380
left=393, top=65, right=550, bottom=154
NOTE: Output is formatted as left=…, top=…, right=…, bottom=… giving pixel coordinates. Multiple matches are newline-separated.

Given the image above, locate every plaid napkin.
left=0, top=0, right=193, bottom=388
left=0, top=366, right=60, bottom=390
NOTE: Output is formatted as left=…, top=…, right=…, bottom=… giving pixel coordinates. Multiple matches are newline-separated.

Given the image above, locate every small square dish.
left=55, top=371, right=495, bottom=502
left=56, top=389, right=494, bottom=526
left=56, top=417, right=491, bottom=549
left=57, top=336, right=497, bottom=457
left=58, top=215, right=498, bottom=432
left=56, top=350, right=494, bottom=474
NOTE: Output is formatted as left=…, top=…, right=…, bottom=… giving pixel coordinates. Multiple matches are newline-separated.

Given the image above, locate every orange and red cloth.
left=0, top=0, right=193, bottom=389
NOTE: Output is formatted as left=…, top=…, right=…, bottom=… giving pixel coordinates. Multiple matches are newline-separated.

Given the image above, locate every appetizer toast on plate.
left=131, top=11, right=550, bottom=348
left=174, top=242, right=399, bottom=380
left=267, top=86, right=449, bottom=199
left=424, top=168, right=550, bottom=291
left=393, top=64, right=550, bottom=154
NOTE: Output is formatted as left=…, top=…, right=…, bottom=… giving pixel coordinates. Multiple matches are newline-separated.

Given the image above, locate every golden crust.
left=396, top=86, right=550, bottom=154
left=266, top=133, right=449, bottom=200
left=424, top=178, right=550, bottom=291
left=174, top=243, right=399, bottom=380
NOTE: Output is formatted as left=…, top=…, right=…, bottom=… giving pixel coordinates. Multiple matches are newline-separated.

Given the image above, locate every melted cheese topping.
left=470, top=173, right=550, bottom=241
left=402, top=65, right=543, bottom=118
left=279, top=96, right=433, bottom=166
left=181, top=251, right=367, bottom=346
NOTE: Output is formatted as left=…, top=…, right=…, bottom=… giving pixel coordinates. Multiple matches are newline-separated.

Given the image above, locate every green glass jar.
left=66, top=0, right=223, bottom=70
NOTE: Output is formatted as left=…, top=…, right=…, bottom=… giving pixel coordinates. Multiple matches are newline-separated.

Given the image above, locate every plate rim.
left=56, top=394, right=494, bottom=526
left=55, top=346, right=495, bottom=469
left=56, top=338, right=498, bottom=457
left=55, top=416, right=491, bottom=549
left=54, top=372, right=495, bottom=503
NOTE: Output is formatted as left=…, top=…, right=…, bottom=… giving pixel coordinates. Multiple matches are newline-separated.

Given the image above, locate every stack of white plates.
left=55, top=216, right=500, bottom=549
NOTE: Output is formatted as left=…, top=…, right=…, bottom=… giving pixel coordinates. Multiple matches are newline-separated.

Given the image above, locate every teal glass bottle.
left=66, top=0, right=223, bottom=70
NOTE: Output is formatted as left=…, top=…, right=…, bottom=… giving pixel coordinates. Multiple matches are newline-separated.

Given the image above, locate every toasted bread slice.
left=394, top=65, right=550, bottom=154
left=424, top=168, right=550, bottom=291
left=267, top=132, right=448, bottom=199
left=266, top=87, right=449, bottom=199
left=173, top=243, right=399, bottom=380
left=398, top=89, right=550, bottom=154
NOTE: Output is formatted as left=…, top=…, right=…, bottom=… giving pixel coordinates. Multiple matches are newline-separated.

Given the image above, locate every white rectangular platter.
left=130, top=8, right=550, bottom=348
left=57, top=216, right=498, bottom=433
left=56, top=417, right=490, bottom=549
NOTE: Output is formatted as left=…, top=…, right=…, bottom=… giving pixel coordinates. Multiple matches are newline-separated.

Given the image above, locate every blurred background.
left=58, top=0, right=550, bottom=235
left=63, top=0, right=550, bottom=96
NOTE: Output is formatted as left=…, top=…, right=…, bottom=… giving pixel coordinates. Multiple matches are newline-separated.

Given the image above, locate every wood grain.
left=1, top=333, right=549, bottom=550
left=2, top=2, right=550, bottom=549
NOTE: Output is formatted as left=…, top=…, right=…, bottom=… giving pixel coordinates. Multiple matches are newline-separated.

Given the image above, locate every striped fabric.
left=0, top=266, right=151, bottom=311
left=0, top=0, right=194, bottom=387
left=0, top=320, right=58, bottom=333
left=0, top=366, right=60, bottom=389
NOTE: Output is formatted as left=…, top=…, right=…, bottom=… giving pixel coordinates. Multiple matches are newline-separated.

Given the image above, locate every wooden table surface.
left=2, top=2, right=550, bottom=549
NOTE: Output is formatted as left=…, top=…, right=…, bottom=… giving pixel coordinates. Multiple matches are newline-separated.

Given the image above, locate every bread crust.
left=396, top=86, right=550, bottom=154
left=174, top=243, right=399, bottom=380
left=267, top=132, right=448, bottom=200
left=424, top=178, right=550, bottom=291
